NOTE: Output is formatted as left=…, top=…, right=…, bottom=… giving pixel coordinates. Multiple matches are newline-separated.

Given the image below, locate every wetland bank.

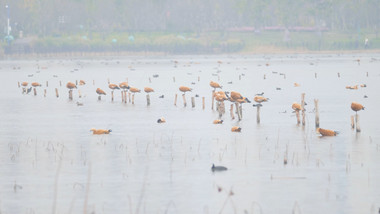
left=0, top=53, right=380, bottom=214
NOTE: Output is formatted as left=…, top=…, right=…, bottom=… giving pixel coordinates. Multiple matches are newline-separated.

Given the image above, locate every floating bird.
left=159, top=95, right=164, bottom=98
left=294, top=83, right=300, bottom=87
left=230, top=91, right=243, bottom=101
left=231, top=126, right=242, bottom=132
left=179, top=86, right=192, bottom=94
left=144, top=87, right=154, bottom=93
left=364, top=95, right=368, bottom=98
left=76, top=101, right=83, bottom=106
left=346, top=85, right=358, bottom=90
left=316, top=128, right=338, bottom=136
left=213, top=119, right=223, bottom=124
left=157, top=117, right=166, bottom=123
left=152, top=74, right=159, bottom=78
left=211, top=164, right=228, bottom=172
left=96, top=88, right=106, bottom=95
left=79, top=80, right=86, bottom=85
left=351, top=102, right=364, bottom=113
left=90, top=128, right=112, bottom=135
left=210, top=81, right=222, bottom=90
left=129, top=87, right=141, bottom=93
left=254, top=96, right=269, bottom=103
left=31, top=82, right=41, bottom=87
left=66, top=82, right=77, bottom=89
left=109, top=83, right=120, bottom=90
left=360, top=84, right=367, bottom=87
left=255, top=92, right=264, bottom=96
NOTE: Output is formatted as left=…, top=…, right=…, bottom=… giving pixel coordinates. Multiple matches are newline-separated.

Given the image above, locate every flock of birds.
left=19, top=77, right=366, bottom=137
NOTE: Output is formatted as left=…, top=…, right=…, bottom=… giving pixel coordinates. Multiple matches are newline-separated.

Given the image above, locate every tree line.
left=1, top=0, right=379, bottom=38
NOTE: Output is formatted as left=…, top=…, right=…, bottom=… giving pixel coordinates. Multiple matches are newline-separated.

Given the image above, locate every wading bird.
left=66, top=82, right=77, bottom=90
left=292, top=102, right=303, bottom=112
left=254, top=96, right=269, bottom=104
left=96, top=88, right=106, bottom=96
left=119, top=82, right=130, bottom=91
left=109, top=83, right=120, bottom=90
left=129, top=87, right=141, bottom=93
left=351, top=102, right=365, bottom=114
left=144, top=87, right=154, bottom=93
left=210, top=81, right=222, bottom=91
left=179, top=86, right=192, bottom=94
left=79, top=80, right=86, bottom=85
left=31, top=82, right=41, bottom=87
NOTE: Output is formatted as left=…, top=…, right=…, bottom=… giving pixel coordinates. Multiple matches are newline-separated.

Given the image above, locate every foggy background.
left=2, top=0, right=379, bottom=36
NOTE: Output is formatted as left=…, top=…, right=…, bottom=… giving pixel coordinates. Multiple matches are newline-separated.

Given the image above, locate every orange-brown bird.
left=351, top=102, right=364, bottom=113
left=129, top=87, right=141, bottom=93
left=235, top=97, right=251, bottom=104
left=119, top=82, right=130, bottom=90
left=231, top=126, right=242, bottom=132
left=213, top=119, right=223, bottom=124
left=21, top=82, right=28, bottom=87
left=179, top=86, right=192, bottom=94
left=109, top=83, right=120, bottom=90
left=292, top=102, right=303, bottom=112
left=31, top=82, right=41, bottom=87
left=230, top=91, right=243, bottom=101
left=360, top=84, right=367, bottom=88
left=346, top=85, right=358, bottom=90
left=254, top=96, right=269, bottom=103
left=316, top=128, right=338, bottom=136
left=214, top=91, right=229, bottom=102
left=294, top=83, right=301, bottom=87
left=96, top=88, right=106, bottom=95
left=79, top=80, right=86, bottom=85
left=66, top=82, right=77, bottom=89
left=90, top=128, right=112, bottom=135
left=144, top=87, right=154, bottom=93
left=210, top=81, right=222, bottom=90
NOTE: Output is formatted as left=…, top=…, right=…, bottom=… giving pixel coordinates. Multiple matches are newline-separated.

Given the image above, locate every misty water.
left=0, top=54, right=380, bottom=214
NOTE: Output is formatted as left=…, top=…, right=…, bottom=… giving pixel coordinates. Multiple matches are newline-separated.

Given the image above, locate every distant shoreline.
left=1, top=49, right=380, bottom=60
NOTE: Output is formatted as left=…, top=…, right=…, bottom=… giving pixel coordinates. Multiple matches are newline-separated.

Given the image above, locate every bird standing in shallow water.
left=351, top=102, right=364, bottom=114
left=96, top=88, right=106, bottom=95
left=144, top=87, right=154, bottom=93
left=210, top=81, right=222, bottom=91
left=179, top=86, right=192, bottom=94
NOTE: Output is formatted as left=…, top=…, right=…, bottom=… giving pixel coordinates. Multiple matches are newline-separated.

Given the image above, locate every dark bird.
left=211, top=164, right=228, bottom=172
left=157, top=117, right=166, bottom=123
left=159, top=95, right=164, bottom=98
